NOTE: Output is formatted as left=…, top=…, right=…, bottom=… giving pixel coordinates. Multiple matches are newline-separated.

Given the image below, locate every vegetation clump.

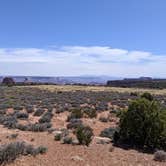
left=113, top=94, right=166, bottom=151
left=83, top=107, right=97, bottom=118
left=2, top=77, right=15, bottom=87
left=76, top=125, right=94, bottom=146
left=39, top=111, right=53, bottom=123
left=141, top=92, right=154, bottom=101
left=0, top=142, right=47, bottom=165
left=15, top=112, right=29, bottom=119
left=34, top=109, right=45, bottom=116
left=100, top=127, right=118, bottom=139
left=67, top=109, right=83, bottom=121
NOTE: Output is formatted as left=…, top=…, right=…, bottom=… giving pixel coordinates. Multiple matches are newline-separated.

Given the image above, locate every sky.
left=0, top=0, right=166, bottom=77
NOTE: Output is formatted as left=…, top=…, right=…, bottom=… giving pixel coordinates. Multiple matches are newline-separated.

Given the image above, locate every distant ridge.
left=0, top=76, right=122, bottom=85
left=107, top=77, right=166, bottom=89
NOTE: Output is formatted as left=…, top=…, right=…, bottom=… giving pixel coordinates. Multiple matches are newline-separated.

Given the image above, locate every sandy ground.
left=0, top=111, right=164, bottom=166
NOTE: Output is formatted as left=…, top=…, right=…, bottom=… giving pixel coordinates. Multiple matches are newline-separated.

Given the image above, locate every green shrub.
left=100, top=127, right=118, bottom=139
left=114, top=97, right=166, bottom=150
left=67, top=109, right=83, bottom=121
left=39, top=111, right=53, bottom=123
left=54, top=134, right=61, bottom=141
left=130, top=92, right=138, bottom=96
left=83, top=107, right=97, bottom=118
left=33, top=109, right=45, bottom=116
left=76, top=125, right=93, bottom=146
left=141, top=92, right=154, bottom=101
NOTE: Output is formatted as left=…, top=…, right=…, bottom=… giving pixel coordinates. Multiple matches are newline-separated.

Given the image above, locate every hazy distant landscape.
left=0, top=76, right=121, bottom=85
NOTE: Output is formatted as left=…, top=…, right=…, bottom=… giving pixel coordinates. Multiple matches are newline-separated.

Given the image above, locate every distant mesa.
left=107, top=77, right=166, bottom=89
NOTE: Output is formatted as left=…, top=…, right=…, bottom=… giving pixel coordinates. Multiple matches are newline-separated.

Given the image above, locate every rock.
left=94, top=136, right=111, bottom=144
left=71, top=155, right=84, bottom=161
left=54, top=129, right=69, bottom=137
left=72, top=138, right=79, bottom=145
left=61, top=136, right=72, bottom=144
left=53, top=130, right=63, bottom=135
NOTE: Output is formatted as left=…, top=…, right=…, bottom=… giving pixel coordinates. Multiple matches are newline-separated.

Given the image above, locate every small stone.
left=71, top=155, right=84, bottom=161
left=61, top=136, right=72, bottom=144
left=94, top=136, right=111, bottom=144
left=72, top=139, right=79, bottom=145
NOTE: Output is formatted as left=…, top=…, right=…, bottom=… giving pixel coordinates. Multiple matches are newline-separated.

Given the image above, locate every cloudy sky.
left=0, top=0, right=166, bottom=77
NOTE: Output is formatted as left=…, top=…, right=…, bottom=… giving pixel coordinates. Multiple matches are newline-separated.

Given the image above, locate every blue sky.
left=0, top=0, right=166, bottom=77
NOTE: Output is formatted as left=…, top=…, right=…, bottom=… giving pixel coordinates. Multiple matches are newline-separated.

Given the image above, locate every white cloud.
left=0, top=46, right=165, bottom=77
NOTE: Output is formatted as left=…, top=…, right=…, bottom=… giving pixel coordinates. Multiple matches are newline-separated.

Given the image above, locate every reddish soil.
left=0, top=111, right=164, bottom=166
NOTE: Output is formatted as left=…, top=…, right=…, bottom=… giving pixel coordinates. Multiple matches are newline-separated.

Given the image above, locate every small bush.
left=25, top=106, right=34, bottom=113
left=0, top=142, right=25, bottom=164
left=154, top=150, right=166, bottom=162
left=39, top=111, right=53, bottom=123
left=15, top=112, right=29, bottom=119
left=15, top=123, right=28, bottom=131
left=1, top=116, right=17, bottom=129
left=34, top=109, right=45, bottom=116
left=67, top=109, right=83, bottom=121
left=35, top=146, right=47, bottom=154
left=61, top=136, right=73, bottom=144
left=0, top=142, right=47, bottom=165
left=67, top=119, right=83, bottom=129
left=10, top=133, right=18, bottom=139
left=83, top=107, right=97, bottom=118
left=100, top=127, right=118, bottom=139
left=16, top=123, right=52, bottom=132
left=54, top=134, right=61, bottom=141
left=130, top=92, right=138, bottom=96
left=99, top=116, right=108, bottom=123
left=13, top=106, right=23, bottom=111
left=28, top=123, right=52, bottom=132
left=141, top=92, right=154, bottom=101
left=76, top=125, right=94, bottom=146
left=24, top=144, right=47, bottom=156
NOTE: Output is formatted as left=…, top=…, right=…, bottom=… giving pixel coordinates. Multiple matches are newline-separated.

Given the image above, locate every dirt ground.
left=0, top=85, right=165, bottom=166
left=0, top=111, right=163, bottom=166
